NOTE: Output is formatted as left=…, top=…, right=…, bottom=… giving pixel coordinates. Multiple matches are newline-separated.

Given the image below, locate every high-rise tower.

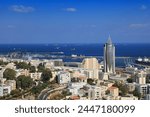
left=104, top=35, right=115, bottom=74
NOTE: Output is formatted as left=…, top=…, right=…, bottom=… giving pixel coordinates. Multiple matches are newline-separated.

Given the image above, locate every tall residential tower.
left=104, top=35, right=115, bottom=74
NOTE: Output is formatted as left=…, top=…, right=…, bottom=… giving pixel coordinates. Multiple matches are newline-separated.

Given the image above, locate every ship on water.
left=135, top=57, right=150, bottom=66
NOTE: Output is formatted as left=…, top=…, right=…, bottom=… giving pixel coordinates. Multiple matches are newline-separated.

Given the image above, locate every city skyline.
left=0, top=0, right=150, bottom=44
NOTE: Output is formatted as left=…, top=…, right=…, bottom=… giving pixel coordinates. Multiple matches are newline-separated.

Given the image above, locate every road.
left=38, top=86, right=67, bottom=100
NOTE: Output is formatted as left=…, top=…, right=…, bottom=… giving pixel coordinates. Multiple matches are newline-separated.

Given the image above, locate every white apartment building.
left=0, top=84, right=11, bottom=97
left=57, top=71, right=71, bottom=84
left=30, top=72, right=42, bottom=81
left=88, top=86, right=101, bottom=100
left=137, top=84, right=148, bottom=96
left=68, top=82, right=86, bottom=96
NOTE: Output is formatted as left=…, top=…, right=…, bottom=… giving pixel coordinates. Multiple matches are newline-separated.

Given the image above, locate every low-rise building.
left=120, top=94, right=138, bottom=100
left=5, top=80, right=16, bottom=90
left=125, top=83, right=136, bottom=92
left=30, top=72, right=42, bottom=81
left=108, top=86, right=119, bottom=97
left=145, top=94, right=150, bottom=100
left=5, top=63, right=16, bottom=70
left=16, top=69, right=30, bottom=77
left=0, top=84, right=11, bottom=97
left=68, top=82, right=86, bottom=96
left=88, top=86, right=101, bottom=100
left=57, top=71, right=71, bottom=84
left=136, top=84, right=148, bottom=96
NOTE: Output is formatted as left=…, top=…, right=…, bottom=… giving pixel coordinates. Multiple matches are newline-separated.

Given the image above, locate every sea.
left=0, top=43, right=150, bottom=67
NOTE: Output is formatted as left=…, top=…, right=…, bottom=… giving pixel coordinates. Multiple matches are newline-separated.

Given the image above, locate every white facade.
left=68, top=82, right=86, bottom=95
left=146, top=94, right=150, bottom=100
left=30, top=72, right=42, bottom=81
left=99, top=72, right=109, bottom=80
left=88, top=86, right=101, bottom=100
left=58, top=71, right=71, bottom=84
left=120, top=94, right=138, bottom=100
left=0, top=85, right=11, bottom=97
left=16, top=69, right=29, bottom=77
left=137, top=84, right=147, bottom=96
left=84, top=69, right=99, bottom=79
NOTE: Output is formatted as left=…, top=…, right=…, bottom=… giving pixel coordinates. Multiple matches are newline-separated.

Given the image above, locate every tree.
left=37, top=63, right=45, bottom=72
left=15, top=62, right=30, bottom=69
left=10, top=89, right=20, bottom=96
left=133, top=88, right=141, bottom=99
left=3, top=68, right=16, bottom=80
left=16, top=75, right=33, bottom=90
left=113, top=81, right=129, bottom=96
left=0, top=60, right=8, bottom=66
left=29, top=66, right=36, bottom=73
left=87, top=78, right=95, bottom=85
left=120, top=85, right=128, bottom=96
left=31, top=83, right=48, bottom=95
left=127, top=78, right=133, bottom=83
left=41, top=69, right=52, bottom=82
left=146, top=74, right=150, bottom=83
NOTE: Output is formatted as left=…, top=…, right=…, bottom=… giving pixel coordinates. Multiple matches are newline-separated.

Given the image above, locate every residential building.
left=30, top=72, right=42, bottom=81
left=5, top=80, right=16, bottom=90
left=108, top=86, right=119, bottom=97
left=57, top=71, right=71, bottom=84
left=0, top=84, right=11, bottom=97
left=88, top=86, right=101, bottom=100
left=136, top=70, right=146, bottom=84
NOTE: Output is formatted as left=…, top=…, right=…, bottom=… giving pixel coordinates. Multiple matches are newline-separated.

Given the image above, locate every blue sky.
left=0, top=0, right=150, bottom=43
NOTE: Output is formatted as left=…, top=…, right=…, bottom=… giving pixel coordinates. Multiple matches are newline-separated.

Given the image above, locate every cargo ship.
left=135, top=57, right=150, bottom=66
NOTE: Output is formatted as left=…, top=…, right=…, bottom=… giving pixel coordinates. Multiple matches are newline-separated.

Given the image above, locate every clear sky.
left=0, top=0, right=150, bottom=44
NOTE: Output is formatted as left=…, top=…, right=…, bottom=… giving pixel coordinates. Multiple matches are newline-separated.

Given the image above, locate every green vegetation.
left=10, top=89, right=21, bottom=96
left=0, top=60, right=8, bottom=66
left=41, top=69, right=52, bottom=82
left=31, top=83, right=48, bottom=95
left=146, top=74, right=150, bottom=83
left=37, top=63, right=45, bottom=72
left=15, top=62, right=36, bottom=73
left=15, top=62, right=29, bottom=69
left=3, top=68, right=16, bottom=80
left=29, top=66, right=36, bottom=73
left=113, top=81, right=129, bottom=96
left=127, top=78, right=133, bottom=83
left=16, top=75, right=33, bottom=90
left=133, top=88, right=141, bottom=99
left=87, top=78, right=95, bottom=85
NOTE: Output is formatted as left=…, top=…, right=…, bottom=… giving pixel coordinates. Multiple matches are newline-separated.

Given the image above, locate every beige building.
left=5, top=80, right=16, bottom=90
left=108, top=86, right=119, bottom=97
left=84, top=69, right=99, bottom=80
left=120, top=94, right=138, bottom=100
left=5, top=63, right=16, bottom=70
left=82, top=58, right=99, bottom=70
left=136, top=70, right=146, bottom=84
left=82, top=58, right=99, bottom=79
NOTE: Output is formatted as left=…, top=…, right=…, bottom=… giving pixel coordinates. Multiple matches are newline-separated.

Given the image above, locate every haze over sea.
left=0, top=43, right=149, bottom=57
